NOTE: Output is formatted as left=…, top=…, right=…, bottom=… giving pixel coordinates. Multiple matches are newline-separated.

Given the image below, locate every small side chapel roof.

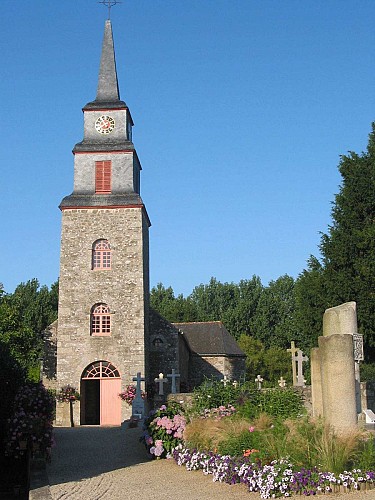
left=173, top=321, right=245, bottom=358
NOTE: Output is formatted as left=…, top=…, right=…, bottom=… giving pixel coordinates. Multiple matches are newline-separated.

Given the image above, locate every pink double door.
left=81, top=361, right=122, bottom=426
left=100, top=378, right=121, bottom=426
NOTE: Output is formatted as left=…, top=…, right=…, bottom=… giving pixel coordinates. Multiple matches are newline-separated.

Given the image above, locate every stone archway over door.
left=81, top=361, right=121, bottom=426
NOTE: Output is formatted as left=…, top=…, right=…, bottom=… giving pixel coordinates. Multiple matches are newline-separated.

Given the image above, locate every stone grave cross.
left=220, top=375, right=229, bottom=387
left=132, top=371, right=145, bottom=419
left=155, top=372, right=168, bottom=396
left=287, top=341, right=299, bottom=386
left=278, top=377, right=286, bottom=388
left=167, top=369, right=180, bottom=394
left=295, top=349, right=308, bottom=387
left=255, top=374, right=264, bottom=390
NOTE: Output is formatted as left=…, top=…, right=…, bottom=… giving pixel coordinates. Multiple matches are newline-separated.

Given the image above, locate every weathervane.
left=98, top=0, right=122, bottom=19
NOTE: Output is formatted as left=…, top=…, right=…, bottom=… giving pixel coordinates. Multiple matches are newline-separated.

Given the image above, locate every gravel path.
left=43, top=426, right=375, bottom=500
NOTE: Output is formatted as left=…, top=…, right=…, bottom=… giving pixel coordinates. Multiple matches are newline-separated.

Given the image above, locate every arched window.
left=82, top=361, right=120, bottom=379
left=92, top=239, right=111, bottom=270
left=91, top=304, right=111, bottom=336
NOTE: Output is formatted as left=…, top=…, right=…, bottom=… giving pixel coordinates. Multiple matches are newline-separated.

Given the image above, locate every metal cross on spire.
left=98, top=0, right=122, bottom=19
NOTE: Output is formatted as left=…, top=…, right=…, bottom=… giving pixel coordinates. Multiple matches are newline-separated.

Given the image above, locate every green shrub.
left=256, top=388, right=304, bottom=419
left=357, top=436, right=375, bottom=471
left=235, top=388, right=304, bottom=421
left=217, top=429, right=264, bottom=457
left=190, top=378, right=247, bottom=414
left=360, top=363, right=375, bottom=382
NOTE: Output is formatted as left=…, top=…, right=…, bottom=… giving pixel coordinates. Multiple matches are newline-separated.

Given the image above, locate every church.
left=43, top=19, right=245, bottom=426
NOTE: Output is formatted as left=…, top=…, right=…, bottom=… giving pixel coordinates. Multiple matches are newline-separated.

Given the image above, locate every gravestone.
left=312, top=302, right=358, bottom=434
left=363, top=409, right=375, bottom=424
left=287, top=342, right=299, bottom=386
left=131, top=372, right=145, bottom=420
left=311, top=347, right=323, bottom=417
left=353, top=333, right=364, bottom=413
left=287, top=342, right=308, bottom=387
left=278, top=377, right=286, bottom=388
left=167, top=369, right=180, bottom=394
left=255, top=374, right=263, bottom=390
left=154, top=373, right=168, bottom=396
left=220, top=375, right=230, bottom=387
left=295, top=349, right=308, bottom=387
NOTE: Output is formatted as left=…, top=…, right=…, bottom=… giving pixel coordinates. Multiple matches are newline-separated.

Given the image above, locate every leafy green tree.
left=237, top=334, right=264, bottom=381
left=238, top=334, right=292, bottom=384
left=0, top=279, right=58, bottom=375
left=262, top=346, right=291, bottom=384
left=150, top=283, right=197, bottom=322
left=222, top=277, right=263, bottom=339
left=9, top=279, right=58, bottom=334
left=189, top=276, right=263, bottom=339
left=189, top=277, right=238, bottom=322
left=251, top=275, right=297, bottom=348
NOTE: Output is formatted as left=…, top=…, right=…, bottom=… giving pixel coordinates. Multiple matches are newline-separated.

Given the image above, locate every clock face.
left=95, top=115, right=115, bottom=134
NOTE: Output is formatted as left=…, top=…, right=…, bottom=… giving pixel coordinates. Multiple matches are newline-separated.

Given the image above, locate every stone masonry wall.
left=148, top=310, right=179, bottom=398
left=56, top=206, right=149, bottom=423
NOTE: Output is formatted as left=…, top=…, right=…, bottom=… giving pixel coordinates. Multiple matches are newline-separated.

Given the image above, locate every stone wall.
left=148, top=309, right=179, bottom=397
left=56, top=206, right=149, bottom=423
left=188, top=355, right=245, bottom=388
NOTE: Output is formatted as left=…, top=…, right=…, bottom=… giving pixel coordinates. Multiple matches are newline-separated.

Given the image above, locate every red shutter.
left=95, top=161, right=111, bottom=194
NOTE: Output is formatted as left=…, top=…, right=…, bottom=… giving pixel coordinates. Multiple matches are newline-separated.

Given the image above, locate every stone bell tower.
left=56, top=20, right=150, bottom=426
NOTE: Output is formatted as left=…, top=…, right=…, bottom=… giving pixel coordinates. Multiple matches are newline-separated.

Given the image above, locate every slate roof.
left=173, top=321, right=245, bottom=357
left=84, top=19, right=126, bottom=110
left=59, top=192, right=143, bottom=208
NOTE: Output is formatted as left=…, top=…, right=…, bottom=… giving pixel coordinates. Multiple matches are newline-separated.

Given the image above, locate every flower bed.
left=172, top=446, right=375, bottom=498
left=5, top=382, right=54, bottom=460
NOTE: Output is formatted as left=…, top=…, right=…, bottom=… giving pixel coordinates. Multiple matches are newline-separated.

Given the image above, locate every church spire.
left=84, top=20, right=126, bottom=110
left=96, top=20, right=120, bottom=102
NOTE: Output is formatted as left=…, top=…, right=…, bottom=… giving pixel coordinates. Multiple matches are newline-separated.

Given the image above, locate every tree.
left=150, top=283, right=197, bottom=322
left=237, top=334, right=292, bottom=384
left=237, top=334, right=264, bottom=381
left=295, top=124, right=375, bottom=358
left=189, top=276, right=263, bottom=339
left=251, top=275, right=297, bottom=348
left=294, top=256, right=327, bottom=352
left=321, top=125, right=375, bottom=353
left=9, top=279, right=58, bottom=334
left=0, top=279, right=58, bottom=374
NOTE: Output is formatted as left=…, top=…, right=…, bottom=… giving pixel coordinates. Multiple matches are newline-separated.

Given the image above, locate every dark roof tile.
left=172, top=321, right=245, bottom=357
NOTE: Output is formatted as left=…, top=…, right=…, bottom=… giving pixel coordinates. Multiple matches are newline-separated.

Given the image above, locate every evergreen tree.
left=321, top=125, right=375, bottom=352
left=295, top=124, right=375, bottom=358
left=294, top=256, right=327, bottom=352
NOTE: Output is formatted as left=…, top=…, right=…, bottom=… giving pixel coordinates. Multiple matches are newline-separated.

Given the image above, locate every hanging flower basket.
left=57, top=385, right=80, bottom=402
left=119, top=385, right=146, bottom=406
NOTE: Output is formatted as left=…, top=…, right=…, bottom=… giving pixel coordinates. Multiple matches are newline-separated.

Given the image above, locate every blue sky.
left=1, top=1, right=374, bottom=296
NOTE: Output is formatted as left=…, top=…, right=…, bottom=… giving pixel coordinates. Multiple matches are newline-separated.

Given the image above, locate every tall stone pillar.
left=319, top=302, right=357, bottom=433
left=310, top=347, right=323, bottom=417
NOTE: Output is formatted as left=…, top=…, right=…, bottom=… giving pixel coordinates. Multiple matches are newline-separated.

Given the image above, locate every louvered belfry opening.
left=95, top=160, right=111, bottom=193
